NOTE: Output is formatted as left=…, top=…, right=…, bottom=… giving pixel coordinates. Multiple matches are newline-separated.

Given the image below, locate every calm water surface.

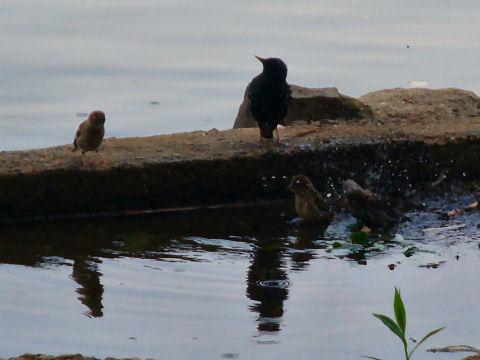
left=1, top=2, right=480, bottom=358
left=0, top=198, right=479, bottom=359
left=1, top=0, right=480, bottom=150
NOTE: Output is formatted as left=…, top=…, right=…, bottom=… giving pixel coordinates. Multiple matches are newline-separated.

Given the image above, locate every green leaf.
left=351, top=231, right=370, bottom=245
left=403, top=246, right=418, bottom=257
left=361, top=356, right=384, bottom=360
left=372, top=313, right=405, bottom=342
left=332, top=241, right=342, bottom=248
left=408, top=327, right=445, bottom=358
left=394, top=287, right=406, bottom=335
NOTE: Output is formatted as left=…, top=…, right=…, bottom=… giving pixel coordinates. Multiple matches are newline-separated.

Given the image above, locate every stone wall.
left=1, top=88, right=480, bottom=222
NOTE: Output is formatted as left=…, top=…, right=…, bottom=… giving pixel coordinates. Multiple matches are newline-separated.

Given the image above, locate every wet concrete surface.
left=1, top=88, right=480, bottom=221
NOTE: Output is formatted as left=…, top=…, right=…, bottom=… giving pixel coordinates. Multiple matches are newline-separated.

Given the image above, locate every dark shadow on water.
left=246, top=231, right=288, bottom=333
left=0, top=203, right=298, bottom=319
left=244, top=223, right=330, bottom=335
left=0, top=202, right=329, bottom=330
left=71, top=257, right=104, bottom=318
left=290, top=224, right=328, bottom=271
left=0, top=196, right=478, bottom=331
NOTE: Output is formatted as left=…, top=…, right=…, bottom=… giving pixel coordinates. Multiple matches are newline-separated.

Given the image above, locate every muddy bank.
left=1, top=88, right=480, bottom=222
left=3, top=354, right=144, bottom=360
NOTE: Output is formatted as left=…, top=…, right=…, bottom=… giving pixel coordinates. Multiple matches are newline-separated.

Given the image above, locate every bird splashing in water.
left=288, top=175, right=334, bottom=225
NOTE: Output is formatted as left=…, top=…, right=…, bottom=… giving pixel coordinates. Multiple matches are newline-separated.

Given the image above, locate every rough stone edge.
left=6, top=355, right=146, bottom=360
left=1, top=133, right=480, bottom=222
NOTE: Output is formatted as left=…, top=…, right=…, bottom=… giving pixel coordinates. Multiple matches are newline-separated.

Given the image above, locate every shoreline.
left=1, top=87, right=480, bottom=222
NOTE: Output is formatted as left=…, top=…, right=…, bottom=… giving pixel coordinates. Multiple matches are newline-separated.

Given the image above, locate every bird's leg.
left=275, top=127, right=280, bottom=144
left=81, top=153, right=89, bottom=167
left=96, top=150, right=106, bottom=163
left=258, top=128, right=264, bottom=146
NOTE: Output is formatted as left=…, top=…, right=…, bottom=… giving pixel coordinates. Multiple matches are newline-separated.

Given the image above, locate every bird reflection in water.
left=0, top=220, right=109, bottom=318
left=245, top=212, right=332, bottom=336
left=246, top=233, right=289, bottom=334
left=0, top=204, right=329, bottom=327
left=71, top=257, right=104, bottom=318
left=290, top=224, right=328, bottom=272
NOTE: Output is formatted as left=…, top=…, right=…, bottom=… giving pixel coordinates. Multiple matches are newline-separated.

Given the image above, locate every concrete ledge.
left=2, top=106, right=480, bottom=222
left=3, top=354, right=142, bottom=360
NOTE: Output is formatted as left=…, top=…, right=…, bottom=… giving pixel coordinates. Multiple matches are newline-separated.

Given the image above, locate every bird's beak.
left=254, top=55, right=265, bottom=63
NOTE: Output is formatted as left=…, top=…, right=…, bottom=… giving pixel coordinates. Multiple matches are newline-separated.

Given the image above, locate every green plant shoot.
left=364, top=287, right=445, bottom=360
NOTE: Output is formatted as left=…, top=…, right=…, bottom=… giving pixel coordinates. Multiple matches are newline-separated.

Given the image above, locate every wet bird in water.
left=288, top=175, right=334, bottom=225
left=342, top=179, right=403, bottom=230
left=72, top=110, right=106, bottom=166
left=247, top=56, right=291, bottom=144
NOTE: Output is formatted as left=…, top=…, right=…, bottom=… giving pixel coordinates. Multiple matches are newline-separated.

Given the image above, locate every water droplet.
left=257, top=279, right=291, bottom=289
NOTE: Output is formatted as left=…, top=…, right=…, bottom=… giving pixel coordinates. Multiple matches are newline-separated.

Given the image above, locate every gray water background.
left=1, top=0, right=479, bottom=150
left=0, top=199, right=479, bottom=359
left=1, top=2, right=480, bottom=358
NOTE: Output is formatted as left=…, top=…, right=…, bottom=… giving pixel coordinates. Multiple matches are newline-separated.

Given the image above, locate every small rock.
left=292, top=120, right=308, bottom=126
left=233, top=84, right=373, bottom=128
left=17, top=355, right=38, bottom=360
left=360, top=88, right=480, bottom=122
left=56, top=354, right=83, bottom=360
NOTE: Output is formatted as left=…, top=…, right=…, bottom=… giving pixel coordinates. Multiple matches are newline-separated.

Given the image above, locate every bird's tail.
left=259, top=125, right=275, bottom=139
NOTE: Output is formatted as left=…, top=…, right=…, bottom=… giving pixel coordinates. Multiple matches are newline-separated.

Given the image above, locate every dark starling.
left=72, top=110, right=106, bottom=166
left=342, top=179, right=403, bottom=230
left=247, top=56, right=291, bottom=144
left=288, top=175, right=334, bottom=225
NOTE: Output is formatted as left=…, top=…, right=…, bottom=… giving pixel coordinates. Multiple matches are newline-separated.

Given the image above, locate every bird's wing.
left=247, top=79, right=269, bottom=117
left=73, top=121, right=86, bottom=150
left=311, top=189, right=330, bottom=211
left=378, top=197, right=403, bottom=218
left=280, top=84, right=292, bottom=102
